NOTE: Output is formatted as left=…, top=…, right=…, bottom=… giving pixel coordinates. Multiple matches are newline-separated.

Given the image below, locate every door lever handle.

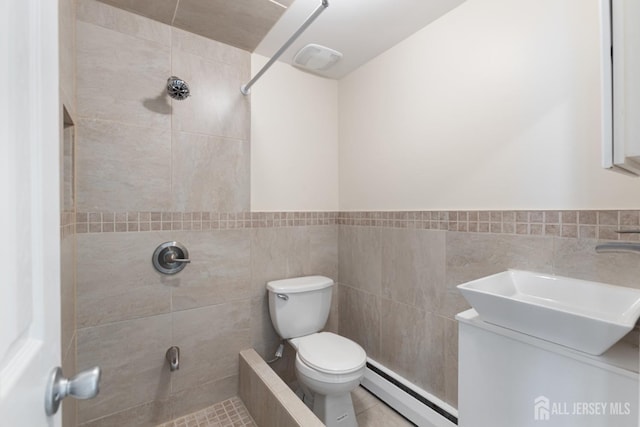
left=45, top=366, right=101, bottom=416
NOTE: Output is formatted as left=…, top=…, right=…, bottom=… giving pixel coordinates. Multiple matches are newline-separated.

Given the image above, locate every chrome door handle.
left=45, top=366, right=101, bottom=416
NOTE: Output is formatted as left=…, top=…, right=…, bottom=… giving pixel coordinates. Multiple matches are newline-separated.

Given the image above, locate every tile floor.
left=156, top=386, right=413, bottom=427
left=352, top=386, right=415, bottom=427
left=156, top=397, right=256, bottom=427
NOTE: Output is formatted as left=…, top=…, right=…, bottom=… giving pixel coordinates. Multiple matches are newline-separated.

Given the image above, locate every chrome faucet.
left=166, top=346, right=180, bottom=371
left=595, top=242, right=640, bottom=254
left=595, top=230, right=640, bottom=254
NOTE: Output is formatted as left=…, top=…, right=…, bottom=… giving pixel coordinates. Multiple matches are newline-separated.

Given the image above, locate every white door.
left=0, top=0, right=61, bottom=425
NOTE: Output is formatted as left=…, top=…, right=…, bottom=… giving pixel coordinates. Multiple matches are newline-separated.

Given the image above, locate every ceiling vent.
left=293, top=44, right=343, bottom=72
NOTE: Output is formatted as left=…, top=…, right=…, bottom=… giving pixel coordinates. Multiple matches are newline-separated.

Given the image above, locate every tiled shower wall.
left=59, top=0, right=77, bottom=425
left=72, top=2, right=339, bottom=426
left=70, top=2, right=640, bottom=426
left=74, top=221, right=337, bottom=426
left=337, top=210, right=640, bottom=408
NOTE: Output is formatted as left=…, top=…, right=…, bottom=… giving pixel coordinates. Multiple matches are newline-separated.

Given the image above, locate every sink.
left=457, top=270, right=640, bottom=355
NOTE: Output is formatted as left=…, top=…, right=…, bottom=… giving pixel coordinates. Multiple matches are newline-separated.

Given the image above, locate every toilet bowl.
left=267, top=276, right=367, bottom=427
left=290, top=332, right=366, bottom=426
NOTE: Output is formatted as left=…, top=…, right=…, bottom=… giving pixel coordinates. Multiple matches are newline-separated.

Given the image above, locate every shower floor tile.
left=157, top=396, right=256, bottom=427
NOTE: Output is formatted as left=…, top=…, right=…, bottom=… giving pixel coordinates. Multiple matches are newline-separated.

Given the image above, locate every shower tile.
left=172, top=0, right=285, bottom=52
left=250, top=227, right=311, bottom=297
left=552, top=238, right=640, bottom=289
left=60, top=0, right=76, bottom=117
left=325, top=289, right=340, bottom=335
left=620, top=210, right=640, bottom=226
left=171, top=375, right=239, bottom=419
left=171, top=48, right=250, bottom=141
left=171, top=300, right=250, bottom=392
left=171, top=131, right=249, bottom=212
left=307, top=225, right=339, bottom=280
left=62, top=334, right=77, bottom=427
left=91, top=0, right=178, bottom=25
left=598, top=210, right=619, bottom=225
left=76, top=314, right=173, bottom=424
left=60, top=235, right=76, bottom=354
left=338, top=226, right=382, bottom=296
left=379, top=299, right=445, bottom=399
left=443, top=317, right=459, bottom=407
left=78, top=399, right=172, bottom=427
left=77, top=0, right=172, bottom=44
left=76, top=231, right=173, bottom=328
left=381, top=228, right=445, bottom=313
left=338, top=284, right=380, bottom=360
left=158, top=397, right=256, bottom=427
left=76, top=119, right=172, bottom=211
left=250, top=295, right=280, bottom=361
left=239, top=349, right=321, bottom=427
left=170, top=230, right=251, bottom=311
left=76, top=21, right=171, bottom=128
left=172, top=27, right=249, bottom=69
left=443, top=232, right=554, bottom=319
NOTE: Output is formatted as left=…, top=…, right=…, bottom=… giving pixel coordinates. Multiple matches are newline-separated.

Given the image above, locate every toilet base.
left=312, top=392, right=358, bottom=427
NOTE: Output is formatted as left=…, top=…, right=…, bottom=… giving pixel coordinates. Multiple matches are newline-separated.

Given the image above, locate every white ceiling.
left=254, top=0, right=467, bottom=79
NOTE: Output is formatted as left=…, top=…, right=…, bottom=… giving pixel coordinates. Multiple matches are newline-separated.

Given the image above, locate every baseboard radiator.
left=361, top=358, right=458, bottom=427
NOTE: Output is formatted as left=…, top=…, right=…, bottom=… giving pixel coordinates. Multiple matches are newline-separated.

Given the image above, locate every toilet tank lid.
left=267, top=276, right=333, bottom=293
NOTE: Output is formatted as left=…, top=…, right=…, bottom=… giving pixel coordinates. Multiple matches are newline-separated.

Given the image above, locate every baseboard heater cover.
left=362, top=359, right=458, bottom=427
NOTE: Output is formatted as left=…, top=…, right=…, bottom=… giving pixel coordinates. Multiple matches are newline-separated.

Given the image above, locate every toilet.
left=267, top=276, right=366, bottom=427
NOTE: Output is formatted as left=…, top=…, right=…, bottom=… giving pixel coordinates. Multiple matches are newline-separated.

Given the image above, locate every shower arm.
left=240, top=0, right=329, bottom=95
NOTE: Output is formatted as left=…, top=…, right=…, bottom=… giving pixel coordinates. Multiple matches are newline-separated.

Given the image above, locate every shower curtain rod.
left=240, top=0, right=329, bottom=95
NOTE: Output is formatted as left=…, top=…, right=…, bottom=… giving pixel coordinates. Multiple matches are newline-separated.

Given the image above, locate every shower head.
left=167, top=76, right=190, bottom=100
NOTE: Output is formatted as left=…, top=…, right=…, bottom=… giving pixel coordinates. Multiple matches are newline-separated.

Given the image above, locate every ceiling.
left=97, top=0, right=466, bottom=79
left=96, top=0, right=295, bottom=52
left=255, top=0, right=466, bottom=79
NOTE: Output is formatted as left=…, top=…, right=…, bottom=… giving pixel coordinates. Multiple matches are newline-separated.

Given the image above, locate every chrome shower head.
left=167, top=76, right=190, bottom=100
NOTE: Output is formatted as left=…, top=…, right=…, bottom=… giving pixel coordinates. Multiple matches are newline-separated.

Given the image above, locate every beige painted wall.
left=338, top=0, right=640, bottom=211
left=250, top=54, right=339, bottom=212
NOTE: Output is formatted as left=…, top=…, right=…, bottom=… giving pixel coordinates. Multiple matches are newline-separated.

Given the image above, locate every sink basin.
left=457, top=270, right=640, bottom=355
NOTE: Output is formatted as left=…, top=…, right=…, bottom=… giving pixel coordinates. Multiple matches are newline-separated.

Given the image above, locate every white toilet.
left=267, top=275, right=366, bottom=427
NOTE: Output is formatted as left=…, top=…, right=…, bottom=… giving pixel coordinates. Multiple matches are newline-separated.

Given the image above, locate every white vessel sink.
left=457, top=270, right=640, bottom=355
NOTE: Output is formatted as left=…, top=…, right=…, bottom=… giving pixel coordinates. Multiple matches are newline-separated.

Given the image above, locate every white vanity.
left=456, top=270, right=640, bottom=426
left=457, top=309, right=638, bottom=427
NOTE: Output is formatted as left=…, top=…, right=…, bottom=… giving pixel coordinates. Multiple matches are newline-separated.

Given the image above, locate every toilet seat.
left=295, top=353, right=365, bottom=386
left=293, top=332, right=366, bottom=375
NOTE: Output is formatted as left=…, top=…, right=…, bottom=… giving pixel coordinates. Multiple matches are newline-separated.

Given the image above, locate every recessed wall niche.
left=62, top=106, right=75, bottom=211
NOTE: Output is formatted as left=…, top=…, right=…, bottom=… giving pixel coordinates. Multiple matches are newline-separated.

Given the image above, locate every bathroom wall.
left=338, top=0, right=640, bottom=210
left=333, top=0, right=640, bottom=413
left=337, top=210, right=640, bottom=408
left=250, top=54, right=339, bottom=212
left=70, top=1, right=640, bottom=424
left=73, top=1, right=337, bottom=426
left=59, top=0, right=77, bottom=425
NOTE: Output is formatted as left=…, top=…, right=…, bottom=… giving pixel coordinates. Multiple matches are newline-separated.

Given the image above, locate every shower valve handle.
left=164, top=251, right=191, bottom=263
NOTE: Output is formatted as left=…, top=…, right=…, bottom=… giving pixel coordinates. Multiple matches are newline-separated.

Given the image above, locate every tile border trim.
left=72, top=211, right=338, bottom=234
left=337, top=210, right=640, bottom=241
left=61, top=210, right=640, bottom=240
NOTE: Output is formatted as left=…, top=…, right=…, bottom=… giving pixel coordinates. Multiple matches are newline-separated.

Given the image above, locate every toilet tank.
left=267, top=276, right=333, bottom=339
